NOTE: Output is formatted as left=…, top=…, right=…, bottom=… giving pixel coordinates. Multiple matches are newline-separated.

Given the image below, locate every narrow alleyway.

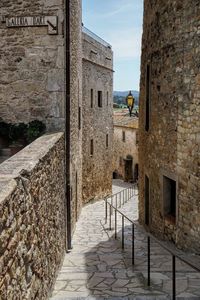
left=51, top=181, right=200, bottom=299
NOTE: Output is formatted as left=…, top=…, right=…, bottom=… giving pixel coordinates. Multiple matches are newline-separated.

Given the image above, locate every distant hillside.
left=113, top=90, right=139, bottom=98
left=113, top=90, right=139, bottom=106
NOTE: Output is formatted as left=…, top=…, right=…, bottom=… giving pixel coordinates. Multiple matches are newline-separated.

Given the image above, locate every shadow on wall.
left=84, top=222, right=200, bottom=298
left=112, top=179, right=134, bottom=190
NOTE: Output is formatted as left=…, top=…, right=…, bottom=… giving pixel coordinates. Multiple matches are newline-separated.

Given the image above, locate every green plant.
left=9, top=123, right=28, bottom=143
left=26, top=120, right=46, bottom=142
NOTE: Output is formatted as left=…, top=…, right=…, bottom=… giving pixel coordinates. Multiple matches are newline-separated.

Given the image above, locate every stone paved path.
left=50, top=180, right=200, bottom=300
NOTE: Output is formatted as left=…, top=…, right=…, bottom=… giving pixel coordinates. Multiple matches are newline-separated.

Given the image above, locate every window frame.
left=163, top=175, right=177, bottom=222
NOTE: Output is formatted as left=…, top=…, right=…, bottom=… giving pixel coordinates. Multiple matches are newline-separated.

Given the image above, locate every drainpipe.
left=65, top=0, right=72, bottom=251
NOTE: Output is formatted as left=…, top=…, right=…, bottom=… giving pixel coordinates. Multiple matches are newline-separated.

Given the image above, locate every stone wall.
left=0, top=0, right=83, bottom=238
left=0, top=133, right=65, bottom=299
left=113, top=116, right=138, bottom=182
left=139, top=0, right=200, bottom=254
left=69, top=0, right=83, bottom=229
left=0, top=0, right=65, bottom=131
left=82, top=31, right=113, bottom=203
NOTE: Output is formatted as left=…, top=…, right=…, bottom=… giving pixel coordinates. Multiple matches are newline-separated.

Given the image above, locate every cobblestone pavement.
left=50, top=181, right=200, bottom=300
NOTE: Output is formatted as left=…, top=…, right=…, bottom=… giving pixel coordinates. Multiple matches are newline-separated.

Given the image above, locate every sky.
left=82, top=0, right=144, bottom=91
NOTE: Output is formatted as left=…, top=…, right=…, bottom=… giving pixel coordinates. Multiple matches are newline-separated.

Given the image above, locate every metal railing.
left=82, top=26, right=112, bottom=49
left=104, top=188, right=200, bottom=300
left=105, top=184, right=138, bottom=215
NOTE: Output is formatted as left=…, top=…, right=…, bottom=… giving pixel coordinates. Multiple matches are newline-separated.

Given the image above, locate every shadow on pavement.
left=85, top=220, right=200, bottom=299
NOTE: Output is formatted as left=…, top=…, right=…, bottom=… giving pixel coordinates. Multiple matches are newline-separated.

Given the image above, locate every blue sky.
left=82, top=0, right=144, bottom=91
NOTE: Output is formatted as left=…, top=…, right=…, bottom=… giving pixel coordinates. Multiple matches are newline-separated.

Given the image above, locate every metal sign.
left=6, top=16, right=58, bottom=35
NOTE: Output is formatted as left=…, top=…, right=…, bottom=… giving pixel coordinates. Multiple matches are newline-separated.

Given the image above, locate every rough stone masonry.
left=0, top=133, right=65, bottom=300
left=139, top=0, right=200, bottom=254
left=82, top=30, right=113, bottom=203
left=0, top=0, right=83, bottom=236
left=0, top=0, right=65, bottom=131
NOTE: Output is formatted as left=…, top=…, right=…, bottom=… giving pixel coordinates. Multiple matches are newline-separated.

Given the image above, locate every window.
left=98, top=91, right=103, bottom=107
left=106, top=134, right=108, bottom=148
left=163, top=176, right=176, bottom=220
left=75, top=171, right=78, bottom=221
left=107, top=91, right=109, bottom=106
left=78, top=107, right=81, bottom=130
left=90, top=139, right=94, bottom=156
left=91, top=89, right=93, bottom=108
left=122, top=131, right=126, bottom=142
left=136, top=132, right=139, bottom=145
left=145, top=175, right=150, bottom=225
left=145, top=64, right=151, bottom=131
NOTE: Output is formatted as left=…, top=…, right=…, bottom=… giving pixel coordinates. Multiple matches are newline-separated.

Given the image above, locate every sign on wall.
left=6, top=16, right=58, bottom=35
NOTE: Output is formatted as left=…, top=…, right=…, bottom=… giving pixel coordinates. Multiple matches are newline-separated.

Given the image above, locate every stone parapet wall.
left=0, top=132, right=65, bottom=299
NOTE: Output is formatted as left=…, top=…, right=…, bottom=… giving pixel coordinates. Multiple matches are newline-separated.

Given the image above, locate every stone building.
left=82, top=27, right=113, bottom=203
left=0, top=0, right=83, bottom=234
left=0, top=0, right=114, bottom=297
left=0, top=2, right=65, bottom=131
left=0, top=0, right=83, bottom=298
left=139, top=0, right=200, bottom=254
left=113, top=111, right=138, bottom=182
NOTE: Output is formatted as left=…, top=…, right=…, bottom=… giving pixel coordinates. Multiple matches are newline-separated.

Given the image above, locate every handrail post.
left=147, top=236, right=150, bottom=286
left=105, top=198, right=108, bottom=223
left=115, top=209, right=117, bottom=239
left=111, top=195, right=113, bottom=215
left=109, top=205, right=112, bottom=230
left=172, top=255, right=176, bottom=300
left=122, top=216, right=125, bottom=250
left=116, top=194, right=117, bottom=208
left=123, top=190, right=125, bottom=205
left=119, top=191, right=121, bottom=208
left=132, top=223, right=134, bottom=265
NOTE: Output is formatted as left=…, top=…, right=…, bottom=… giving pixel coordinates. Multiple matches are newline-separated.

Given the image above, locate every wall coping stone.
left=0, top=132, right=64, bottom=205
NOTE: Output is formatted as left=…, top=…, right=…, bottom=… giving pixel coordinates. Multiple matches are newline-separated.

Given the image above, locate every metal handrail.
left=104, top=189, right=200, bottom=300
left=105, top=184, right=138, bottom=215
